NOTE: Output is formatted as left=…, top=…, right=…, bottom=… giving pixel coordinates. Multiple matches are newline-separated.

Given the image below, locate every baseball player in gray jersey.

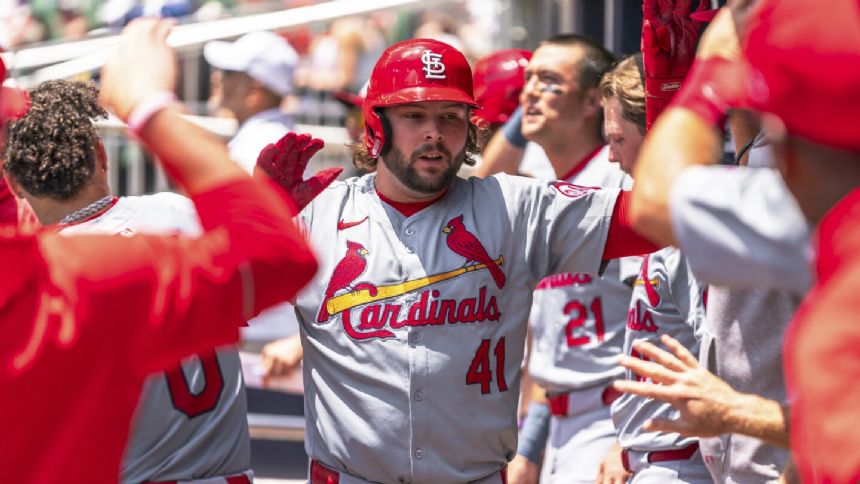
left=278, top=38, right=658, bottom=484
left=3, top=80, right=252, bottom=484
left=489, top=36, right=640, bottom=484
left=619, top=7, right=804, bottom=483
left=611, top=247, right=710, bottom=483
left=594, top=54, right=711, bottom=484
left=526, top=154, right=637, bottom=484
left=64, top=195, right=252, bottom=484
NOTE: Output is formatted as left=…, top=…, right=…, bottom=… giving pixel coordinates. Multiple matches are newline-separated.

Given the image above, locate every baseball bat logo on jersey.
left=421, top=50, right=447, bottom=79
left=316, top=220, right=506, bottom=340
left=634, top=255, right=661, bottom=306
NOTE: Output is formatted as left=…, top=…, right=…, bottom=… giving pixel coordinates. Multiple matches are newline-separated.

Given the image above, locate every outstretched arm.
left=100, top=19, right=246, bottom=196
left=613, top=334, right=790, bottom=448
left=83, top=18, right=317, bottom=376
left=631, top=8, right=748, bottom=246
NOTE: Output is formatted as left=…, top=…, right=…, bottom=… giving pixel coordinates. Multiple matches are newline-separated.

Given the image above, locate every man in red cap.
left=617, top=0, right=860, bottom=481
left=0, top=19, right=320, bottom=483
left=743, top=1, right=860, bottom=480
left=277, top=37, right=659, bottom=483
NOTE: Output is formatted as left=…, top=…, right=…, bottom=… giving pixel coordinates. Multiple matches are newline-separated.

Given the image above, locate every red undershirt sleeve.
left=602, top=190, right=662, bottom=260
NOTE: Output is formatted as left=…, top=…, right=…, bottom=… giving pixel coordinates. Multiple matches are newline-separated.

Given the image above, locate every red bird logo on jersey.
left=640, top=255, right=661, bottom=307
left=442, top=215, right=506, bottom=289
left=317, top=241, right=372, bottom=322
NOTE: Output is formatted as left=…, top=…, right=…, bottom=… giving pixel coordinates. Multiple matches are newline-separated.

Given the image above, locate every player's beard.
left=382, top=142, right=466, bottom=194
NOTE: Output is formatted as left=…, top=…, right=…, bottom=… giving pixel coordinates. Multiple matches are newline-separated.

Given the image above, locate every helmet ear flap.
left=377, top=109, right=392, bottom=158
left=363, top=107, right=392, bottom=159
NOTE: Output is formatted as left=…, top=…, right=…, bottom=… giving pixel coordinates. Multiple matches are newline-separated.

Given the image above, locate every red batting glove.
left=642, top=0, right=709, bottom=130
left=254, top=132, right=342, bottom=212
left=669, top=56, right=756, bottom=129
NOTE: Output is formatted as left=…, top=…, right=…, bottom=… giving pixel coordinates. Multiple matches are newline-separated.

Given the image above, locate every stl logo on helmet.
left=421, top=50, right=447, bottom=79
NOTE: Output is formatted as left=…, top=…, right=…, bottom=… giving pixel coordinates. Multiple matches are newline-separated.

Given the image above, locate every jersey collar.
left=558, top=144, right=606, bottom=182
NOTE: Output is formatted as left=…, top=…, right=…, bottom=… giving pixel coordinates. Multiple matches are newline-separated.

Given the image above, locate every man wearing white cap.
left=205, top=31, right=298, bottom=173
left=206, top=31, right=303, bottom=349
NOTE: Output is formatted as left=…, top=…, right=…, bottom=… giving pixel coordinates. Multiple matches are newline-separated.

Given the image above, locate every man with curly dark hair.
left=0, top=19, right=320, bottom=483
left=4, top=81, right=109, bottom=212
left=4, top=77, right=259, bottom=484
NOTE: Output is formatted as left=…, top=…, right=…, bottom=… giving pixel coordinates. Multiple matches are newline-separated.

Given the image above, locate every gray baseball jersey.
left=670, top=165, right=811, bottom=293
left=611, top=247, right=707, bottom=452
left=294, top=172, right=620, bottom=483
left=60, top=193, right=251, bottom=483
left=528, top=146, right=637, bottom=393
left=669, top=149, right=801, bottom=482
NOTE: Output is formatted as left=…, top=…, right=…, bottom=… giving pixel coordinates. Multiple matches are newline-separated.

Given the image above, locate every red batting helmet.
left=362, top=38, right=478, bottom=158
left=472, top=49, right=531, bottom=126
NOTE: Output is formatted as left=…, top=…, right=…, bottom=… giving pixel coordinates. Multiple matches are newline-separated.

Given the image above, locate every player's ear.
left=95, top=139, right=109, bottom=173
left=761, top=113, right=789, bottom=178
left=583, top=87, right=602, bottom=118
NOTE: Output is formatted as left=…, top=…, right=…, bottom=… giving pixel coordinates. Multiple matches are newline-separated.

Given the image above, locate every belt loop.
left=547, top=393, right=569, bottom=416
left=226, top=475, right=252, bottom=484
left=311, top=459, right=341, bottom=484
left=620, top=449, right=632, bottom=473
left=601, top=385, right=623, bottom=406
left=646, top=442, right=700, bottom=464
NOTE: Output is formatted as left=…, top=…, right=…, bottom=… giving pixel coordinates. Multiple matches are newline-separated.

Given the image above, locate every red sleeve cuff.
left=603, top=190, right=661, bottom=260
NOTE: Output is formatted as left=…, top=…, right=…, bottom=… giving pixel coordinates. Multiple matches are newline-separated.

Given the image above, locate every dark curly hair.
left=4, top=80, right=107, bottom=201
left=350, top=116, right=488, bottom=172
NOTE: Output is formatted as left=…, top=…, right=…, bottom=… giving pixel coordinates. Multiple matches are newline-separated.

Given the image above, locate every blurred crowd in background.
left=0, top=0, right=497, bottom=63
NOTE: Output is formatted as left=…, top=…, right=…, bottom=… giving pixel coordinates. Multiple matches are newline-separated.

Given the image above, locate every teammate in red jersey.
left=0, top=19, right=318, bottom=483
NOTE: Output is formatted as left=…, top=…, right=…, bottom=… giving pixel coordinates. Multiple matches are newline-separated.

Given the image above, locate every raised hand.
left=100, top=18, right=177, bottom=122
left=642, top=0, right=709, bottom=128
left=261, top=334, right=303, bottom=386
left=254, top=132, right=342, bottom=211
left=613, top=334, right=745, bottom=438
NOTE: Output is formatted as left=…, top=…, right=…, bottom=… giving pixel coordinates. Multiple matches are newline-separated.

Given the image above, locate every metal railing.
left=248, top=413, right=306, bottom=442
left=98, top=115, right=353, bottom=196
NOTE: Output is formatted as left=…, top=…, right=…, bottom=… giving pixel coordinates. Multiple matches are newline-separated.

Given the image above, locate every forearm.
left=779, top=457, right=800, bottom=484
left=475, top=129, right=525, bottom=177
left=475, top=108, right=527, bottom=178
left=191, top=178, right=316, bottom=318
left=726, top=393, right=790, bottom=449
left=138, top=105, right=248, bottom=195
left=630, top=108, right=723, bottom=246
left=518, top=401, right=550, bottom=463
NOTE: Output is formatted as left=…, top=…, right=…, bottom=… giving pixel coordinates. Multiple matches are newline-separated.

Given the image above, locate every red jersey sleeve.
left=36, top=177, right=317, bottom=377
left=602, top=190, right=662, bottom=259
left=787, top=260, right=860, bottom=483
left=0, top=178, right=18, bottom=225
